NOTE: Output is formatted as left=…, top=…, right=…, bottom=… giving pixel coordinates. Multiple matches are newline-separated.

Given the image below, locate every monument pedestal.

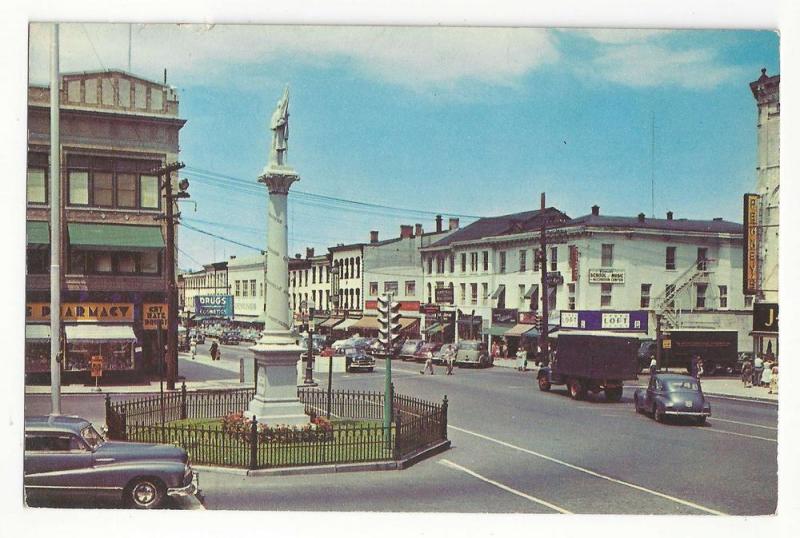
left=247, top=331, right=308, bottom=426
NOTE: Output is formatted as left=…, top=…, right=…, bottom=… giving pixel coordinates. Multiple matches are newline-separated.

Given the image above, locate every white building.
left=226, top=254, right=267, bottom=326
left=289, top=248, right=332, bottom=317
left=180, top=261, right=229, bottom=319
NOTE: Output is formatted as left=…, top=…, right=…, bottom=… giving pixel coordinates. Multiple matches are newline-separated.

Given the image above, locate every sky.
left=27, top=24, right=779, bottom=271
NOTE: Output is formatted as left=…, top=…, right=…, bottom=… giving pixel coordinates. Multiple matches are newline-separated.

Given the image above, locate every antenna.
left=650, top=111, right=656, bottom=218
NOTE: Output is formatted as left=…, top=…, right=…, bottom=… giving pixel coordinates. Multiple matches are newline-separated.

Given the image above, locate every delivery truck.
left=661, top=329, right=738, bottom=375
left=537, top=331, right=641, bottom=402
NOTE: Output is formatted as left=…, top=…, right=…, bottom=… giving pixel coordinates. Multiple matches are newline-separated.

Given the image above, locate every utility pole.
left=539, top=193, right=550, bottom=363
left=153, top=161, right=187, bottom=390
left=49, top=23, right=61, bottom=415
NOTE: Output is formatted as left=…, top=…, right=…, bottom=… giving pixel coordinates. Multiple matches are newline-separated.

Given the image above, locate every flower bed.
left=221, top=411, right=334, bottom=443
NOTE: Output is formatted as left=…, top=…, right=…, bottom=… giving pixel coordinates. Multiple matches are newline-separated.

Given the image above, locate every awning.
left=490, top=284, right=506, bottom=300
left=424, top=323, right=443, bottom=334
left=523, top=284, right=538, bottom=300
left=27, top=221, right=50, bottom=246
left=332, top=317, right=361, bottom=331
left=320, top=317, right=344, bottom=328
left=398, top=317, right=420, bottom=330
left=65, top=324, right=137, bottom=342
left=524, top=323, right=560, bottom=338
left=351, top=316, right=382, bottom=330
left=481, top=324, right=514, bottom=337
left=68, top=223, right=165, bottom=250
left=505, top=323, right=535, bottom=337
left=457, top=317, right=481, bottom=325
left=26, top=324, right=51, bottom=341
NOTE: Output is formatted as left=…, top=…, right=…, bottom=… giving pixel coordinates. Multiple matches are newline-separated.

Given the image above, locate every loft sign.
left=559, top=310, right=647, bottom=332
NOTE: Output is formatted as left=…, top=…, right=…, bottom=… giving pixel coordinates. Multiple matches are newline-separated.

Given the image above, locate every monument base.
left=246, top=397, right=309, bottom=427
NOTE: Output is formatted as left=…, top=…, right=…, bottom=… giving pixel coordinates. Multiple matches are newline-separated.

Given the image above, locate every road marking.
left=696, top=427, right=777, bottom=443
left=712, top=417, right=778, bottom=431
left=448, top=424, right=727, bottom=516
left=439, top=459, right=572, bottom=514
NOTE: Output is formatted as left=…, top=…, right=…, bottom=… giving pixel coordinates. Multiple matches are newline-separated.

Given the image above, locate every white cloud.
left=577, top=29, right=672, bottom=44
left=28, top=24, right=559, bottom=91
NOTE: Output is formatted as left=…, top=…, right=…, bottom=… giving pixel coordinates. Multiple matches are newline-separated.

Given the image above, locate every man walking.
left=420, top=352, right=435, bottom=375
left=649, top=356, right=657, bottom=377
left=753, top=355, right=764, bottom=387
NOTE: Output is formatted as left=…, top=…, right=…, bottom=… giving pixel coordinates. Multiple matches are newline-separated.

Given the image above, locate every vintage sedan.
left=24, top=415, right=198, bottom=509
left=634, top=374, right=711, bottom=424
left=344, top=348, right=376, bottom=372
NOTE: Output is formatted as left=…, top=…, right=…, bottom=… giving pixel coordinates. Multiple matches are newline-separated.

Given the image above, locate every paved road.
left=25, top=351, right=777, bottom=514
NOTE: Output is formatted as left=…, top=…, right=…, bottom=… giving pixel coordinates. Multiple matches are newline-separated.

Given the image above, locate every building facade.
left=26, top=70, right=185, bottom=380
left=227, top=254, right=267, bottom=327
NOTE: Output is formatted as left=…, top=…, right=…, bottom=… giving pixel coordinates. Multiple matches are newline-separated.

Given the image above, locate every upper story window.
left=369, top=282, right=378, bottom=295
left=27, top=168, right=47, bottom=204
left=601, top=244, right=614, bottom=267
left=533, top=249, right=541, bottom=272
left=718, top=285, right=728, bottom=309
left=66, top=155, right=161, bottom=210
left=436, top=256, right=445, bottom=274
left=427, top=256, right=433, bottom=274
left=470, top=252, right=479, bottom=272
left=665, top=246, right=676, bottom=270
left=600, top=283, right=612, bottom=308
left=384, top=281, right=398, bottom=295
left=550, top=247, right=558, bottom=272
left=460, top=253, right=467, bottom=272
left=449, top=254, right=455, bottom=273
left=482, top=251, right=489, bottom=272
left=697, top=248, right=708, bottom=271
left=640, top=284, right=651, bottom=309
left=519, top=250, right=527, bottom=272
left=68, top=250, right=161, bottom=276
left=695, top=283, right=707, bottom=309
left=499, top=251, right=507, bottom=274
left=405, top=280, right=416, bottom=296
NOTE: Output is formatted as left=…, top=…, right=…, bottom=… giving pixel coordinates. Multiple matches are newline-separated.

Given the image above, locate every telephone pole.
left=49, top=23, right=62, bottom=415
left=539, top=192, right=550, bottom=362
left=153, top=161, right=187, bottom=390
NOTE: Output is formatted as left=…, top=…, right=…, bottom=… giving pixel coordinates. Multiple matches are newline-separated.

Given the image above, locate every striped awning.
left=398, top=317, right=420, bottom=330
left=332, top=317, right=361, bottom=331
left=424, top=323, right=444, bottom=334
left=481, top=324, right=514, bottom=337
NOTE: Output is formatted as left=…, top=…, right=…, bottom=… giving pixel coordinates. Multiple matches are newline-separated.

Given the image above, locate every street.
left=25, top=343, right=778, bottom=515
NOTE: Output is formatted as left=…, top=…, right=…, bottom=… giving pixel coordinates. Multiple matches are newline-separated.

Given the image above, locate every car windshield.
left=458, top=341, right=478, bottom=350
left=667, top=380, right=700, bottom=392
left=81, top=425, right=105, bottom=449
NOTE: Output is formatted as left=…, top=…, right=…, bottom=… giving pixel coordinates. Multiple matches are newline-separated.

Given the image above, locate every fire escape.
left=654, top=258, right=715, bottom=331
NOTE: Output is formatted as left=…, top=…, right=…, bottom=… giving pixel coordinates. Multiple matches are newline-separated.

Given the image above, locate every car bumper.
left=664, top=410, right=711, bottom=417
left=349, top=363, right=375, bottom=370
left=167, top=471, right=199, bottom=498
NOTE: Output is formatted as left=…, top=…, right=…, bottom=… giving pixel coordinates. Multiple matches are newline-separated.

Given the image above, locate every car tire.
left=126, top=477, right=166, bottom=509
left=538, top=376, right=551, bottom=392
left=653, top=405, right=664, bottom=423
left=605, top=387, right=623, bottom=402
left=568, top=380, right=585, bottom=400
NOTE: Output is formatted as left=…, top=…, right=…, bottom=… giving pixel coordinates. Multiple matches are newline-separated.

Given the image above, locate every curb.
left=191, top=439, right=451, bottom=477
left=703, top=392, right=779, bottom=405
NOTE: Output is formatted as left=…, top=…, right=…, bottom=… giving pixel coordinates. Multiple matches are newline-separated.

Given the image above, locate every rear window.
left=668, top=380, right=700, bottom=392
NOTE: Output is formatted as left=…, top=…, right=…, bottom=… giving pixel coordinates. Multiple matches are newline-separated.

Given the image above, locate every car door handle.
left=96, top=458, right=115, bottom=463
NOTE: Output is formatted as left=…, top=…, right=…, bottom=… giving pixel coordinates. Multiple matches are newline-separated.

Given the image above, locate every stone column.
left=246, top=166, right=308, bottom=426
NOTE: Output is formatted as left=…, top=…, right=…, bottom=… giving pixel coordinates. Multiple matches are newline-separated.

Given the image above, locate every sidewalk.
left=492, top=359, right=778, bottom=403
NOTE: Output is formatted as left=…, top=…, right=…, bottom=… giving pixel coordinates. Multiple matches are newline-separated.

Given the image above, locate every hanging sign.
left=143, top=303, right=168, bottom=330
left=743, top=193, right=760, bottom=295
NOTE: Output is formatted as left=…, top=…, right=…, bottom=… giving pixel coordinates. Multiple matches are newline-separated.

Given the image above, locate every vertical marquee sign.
left=743, top=193, right=760, bottom=295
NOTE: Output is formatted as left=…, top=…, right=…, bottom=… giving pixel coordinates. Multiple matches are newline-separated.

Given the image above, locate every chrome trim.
left=25, top=485, right=123, bottom=491
left=167, top=473, right=198, bottom=497
left=664, top=411, right=711, bottom=416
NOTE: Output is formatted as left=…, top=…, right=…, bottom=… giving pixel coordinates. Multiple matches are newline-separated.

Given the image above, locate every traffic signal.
left=377, top=294, right=401, bottom=356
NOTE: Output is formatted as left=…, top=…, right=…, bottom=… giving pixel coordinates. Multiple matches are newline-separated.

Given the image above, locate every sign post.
left=90, top=355, right=103, bottom=392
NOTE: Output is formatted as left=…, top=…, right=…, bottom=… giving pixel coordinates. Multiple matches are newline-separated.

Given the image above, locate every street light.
left=304, top=299, right=316, bottom=385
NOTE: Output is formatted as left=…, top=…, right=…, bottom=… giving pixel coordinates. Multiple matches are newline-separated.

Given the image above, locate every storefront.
left=25, top=324, right=51, bottom=374
left=63, top=324, right=136, bottom=372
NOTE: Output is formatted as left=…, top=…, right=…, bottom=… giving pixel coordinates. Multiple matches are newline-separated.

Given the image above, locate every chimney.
left=449, top=217, right=460, bottom=230
left=666, top=211, right=673, bottom=221
left=306, top=247, right=314, bottom=258
left=713, top=217, right=723, bottom=222
left=415, top=223, right=423, bottom=236
left=435, top=214, right=443, bottom=232
left=591, top=205, right=600, bottom=216
left=637, top=213, right=645, bottom=223
left=370, top=230, right=379, bottom=243
left=400, top=225, right=413, bottom=239
left=294, top=253, right=301, bottom=259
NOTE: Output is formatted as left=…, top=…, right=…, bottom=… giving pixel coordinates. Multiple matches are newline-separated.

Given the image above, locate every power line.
left=80, top=24, right=106, bottom=72
left=181, top=222, right=264, bottom=252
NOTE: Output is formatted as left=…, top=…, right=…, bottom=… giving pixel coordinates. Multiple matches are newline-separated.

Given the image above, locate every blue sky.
left=27, top=25, right=779, bottom=271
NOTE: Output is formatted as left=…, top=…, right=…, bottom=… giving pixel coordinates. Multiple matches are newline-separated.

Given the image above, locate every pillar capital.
left=258, top=167, right=300, bottom=194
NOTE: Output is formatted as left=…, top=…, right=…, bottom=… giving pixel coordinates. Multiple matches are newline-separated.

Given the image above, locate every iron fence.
left=106, top=384, right=447, bottom=469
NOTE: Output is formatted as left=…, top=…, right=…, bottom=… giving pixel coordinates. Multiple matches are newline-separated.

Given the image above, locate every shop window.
left=666, top=246, right=676, bottom=270
left=27, top=168, right=47, bottom=204
left=640, top=283, right=651, bottom=309
left=93, top=172, right=114, bottom=207
left=26, top=248, right=49, bottom=274
left=600, top=283, right=612, bottom=308
left=69, top=170, right=89, bottom=205
left=117, top=173, right=137, bottom=208
left=66, top=341, right=133, bottom=372
left=405, top=280, right=416, bottom=296
left=140, top=175, right=160, bottom=209
left=25, top=340, right=51, bottom=373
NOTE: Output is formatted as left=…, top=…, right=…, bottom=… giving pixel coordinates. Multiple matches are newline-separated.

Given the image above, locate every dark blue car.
left=634, top=374, right=711, bottom=425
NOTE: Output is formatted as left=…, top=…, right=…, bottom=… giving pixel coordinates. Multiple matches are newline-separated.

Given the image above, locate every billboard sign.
left=26, top=302, right=133, bottom=322
left=143, top=303, right=168, bottom=330
left=743, top=193, right=760, bottom=295
left=559, top=310, right=648, bottom=332
left=194, top=295, right=234, bottom=318
left=491, top=308, right=518, bottom=325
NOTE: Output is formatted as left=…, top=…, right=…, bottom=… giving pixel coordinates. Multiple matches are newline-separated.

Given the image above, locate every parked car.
left=399, top=339, right=424, bottom=361
left=455, top=340, right=491, bottom=367
left=220, top=331, right=241, bottom=345
left=24, top=415, right=198, bottom=509
left=345, top=348, right=376, bottom=372
left=413, top=342, right=443, bottom=363
left=634, top=373, right=711, bottom=425
left=432, top=343, right=458, bottom=365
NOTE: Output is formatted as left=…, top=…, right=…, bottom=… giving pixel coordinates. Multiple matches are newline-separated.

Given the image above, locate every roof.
left=329, top=243, right=365, bottom=253
left=426, top=208, right=569, bottom=248
left=567, top=214, right=742, bottom=234
left=653, top=373, right=697, bottom=382
left=25, top=415, right=91, bottom=433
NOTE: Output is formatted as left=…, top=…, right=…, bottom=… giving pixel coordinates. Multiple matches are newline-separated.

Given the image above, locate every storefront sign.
left=662, top=338, right=672, bottom=350
left=419, top=304, right=441, bottom=315
left=519, top=311, right=539, bottom=324
left=26, top=303, right=134, bottom=322
left=559, top=310, right=647, bottom=332
left=743, top=193, right=760, bottom=295
left=492, top=308, right=518, bottom=325
left=143, top=303, right=168, bottom=330
left=753, top=303, right=778, bottom=334
left=435, top=286, right=454, bottom=304
left=588, top=269, right=625, bottom=284
left=90, top=356, right=103, bottom=377
left=365, top=300, right=420, bottom=311
left=194, top=295, right=234, bottom=318
left=546, top=272, right=564, bottom=286
left=569, top=246, right=579, bottom=282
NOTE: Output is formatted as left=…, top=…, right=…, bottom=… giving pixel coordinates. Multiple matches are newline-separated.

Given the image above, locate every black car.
left=345, top=348, right=376, bottom=372
left=634, top=373, right=711, bottom=425
left=220, top=331, right=241, bottom=345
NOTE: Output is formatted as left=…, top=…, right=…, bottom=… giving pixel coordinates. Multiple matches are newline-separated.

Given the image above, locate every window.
left=696, top=284, right=707, bottom=309
left=69, top=171, right=89, bottom=205
left=719, top=285, right=728, bottom=309
left=601, top=244, right=614, bottom=267
left=405, top=280, right=416, bottom=296
left=665, top=284, right=675, bottom=308
left=483, top=251, right=489, bottom=272
left=243, top=280, right=249, bottom=297
left=251, top=280, right=256, bottom=297
left=90, top=252, right=113, bottom=273
left=697, top=248, right=708, bottom=271
left=139, top=251, right=158, bottom=274
left=519, top=284, right=526, bottom=309
left=519, top=250, right=527, bottom=272
left=499, top=251, right=506, bottom=274
left=460, top=253, right=467, bottom=272
left=116, top=173, right=136, bottom=207
left=369, top=282, right=378, bottom=295
left=470, top=283, right=478, bottom=305
left=384, top=281, right=398, bottom=294
left=666, top=246, right=676, bottom=270
left=26, top=248, right=49, bottom=274
left=460, top=283, right=466, bottom=304
left=482, top=283, right=489, bottom=306
left=745, top=295, right=754, bottom=308
left=550, top=247, right=558, bottom=272
left=436, top=256, right=445, bottom=274
left=27, top=168, right=47, bottom=204
left=568, top=283, right=576, bottom=310
left=471, top=252, right=479, bottom=272
left=140, top=175, right=160, bottom=208
left=600, top=283, right=612, bottom=308
left=640, top=284, right=651, bottom=309
left=533, top=249, right=541, bottom=272
left=259, top=283, right=263, bottom=297
left=427, top=283, right=432, bottom=303
left=426, top=257, right=433, bottom=274
left=117, top=253, right=136, bottom=273
left=449, top=255, right=455, bottom=273
left=25, top=433, right=85, bottom=452
left=235, top=280, right=241, bottom=296
left=312, top=267, right=316, bottom=284
left=93, top=171, right=113, bottom=207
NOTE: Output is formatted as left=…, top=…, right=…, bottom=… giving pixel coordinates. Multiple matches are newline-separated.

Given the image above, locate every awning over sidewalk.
left=26, top=324, right=51, bottom=342
left=65, top=324, right=137, bottom=342
left=424, top=323, right=443, bottom=334
left=332, top=317, right=361, bottom=331
left=68, top=223, right=165, bottom=250
left=481, top=323, right=514, bottom=337
left=398, top=317, right=420, bottom=331
left=351, top=316, right=382, bottom=330
left=319, top=317, right=344, bottom=328
left=504, top=323, right=535, bottom=337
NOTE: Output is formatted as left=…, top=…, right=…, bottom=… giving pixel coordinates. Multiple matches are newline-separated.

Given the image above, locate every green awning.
left=68, top=223, right=164, bottom=250
left=424, top=323, right=443, bottom=334
left=27, top=221, right=50, bottom=245
left=481, top=324, right=514, bottom=337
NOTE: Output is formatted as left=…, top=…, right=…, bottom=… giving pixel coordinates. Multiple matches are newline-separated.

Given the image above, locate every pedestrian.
left=742, top=359, right=753, bottom=388
left=761, top=358, right=773, bottom=388
left=420, top=352, right=435, bottom=375
left=753, top=355, right=764, bottom=387
left=190, top=337, right=197, bottom=360
left=516, top=347, right=526, bottom=371
left=444, top=345, right=455, bottom=375
left=491, top=341, right=500, bottom=360
left=697, top=357, right=704, bottom=378
left=501, top=341, right=508, bottom=359
left=690, top=354, right=699, bottom=378
left=649, top=356, right=657, bottom=377
left=769, top=363, right=778, bottom=394
left=210, top=341, right=219, bottom=361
